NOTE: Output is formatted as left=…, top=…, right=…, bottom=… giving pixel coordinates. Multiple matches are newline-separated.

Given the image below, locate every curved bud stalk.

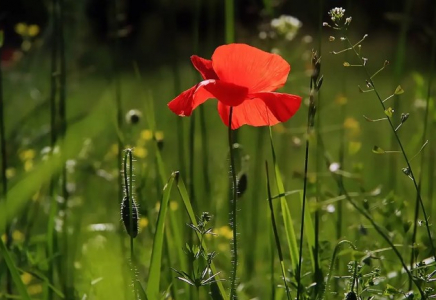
left=121, top=149, right=139, bottom=239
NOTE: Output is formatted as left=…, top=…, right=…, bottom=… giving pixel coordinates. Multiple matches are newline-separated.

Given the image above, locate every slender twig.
left=228, top=107, right=238, bottom=300
left=317, top=132, right=426, bottom=298
left=322, top=240, right=358, bottom=300
left=296, top=86, right=312, bottom=300
left=389, top=0, right=413, bottom=190
left=344, top=36, right=436, bottom=262
left=47, top=0, right=59, bottom=298
left=314, top=1, right=324, bottom=297
left=58, top=0, right=70, bottom=295
left=123, top=150, right=135, bottom=258
left=298, top=50, right=322, bottom=300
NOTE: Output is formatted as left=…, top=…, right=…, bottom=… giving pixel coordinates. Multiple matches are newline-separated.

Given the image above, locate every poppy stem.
left=228, top=107, right=238, bottom=300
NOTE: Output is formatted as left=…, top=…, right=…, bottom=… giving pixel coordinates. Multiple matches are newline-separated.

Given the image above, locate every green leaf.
left=372, top=146, right=386, bottom=154
left=269, top=128, right=299, bottom=275
left=135, top=280, right=149, bottom=300
left=175, top=175, right=229, bottom=300
left=384, top=284, right=399, bottom=296
left=300, top=190, right=316, bottom=273
left=0, top=239, right=32, bottom=300
left=394, top=85, right=404, bottom=95
left=147, top=172, right=176, bottom=300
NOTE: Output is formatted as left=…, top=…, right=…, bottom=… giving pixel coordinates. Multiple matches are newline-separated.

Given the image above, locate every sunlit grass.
left=1, top=4, right=435, bottom=300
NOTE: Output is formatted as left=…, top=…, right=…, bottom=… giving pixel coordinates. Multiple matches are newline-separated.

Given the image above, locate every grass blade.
left=0, top=238, right=32, bottom=300
left=299, top=190, right=316, bottom=273
left=269, top=128, right=299, bottom=275
left=146, top=172, right=177, bottom=300
left=174, top=173, right=229, bottom=300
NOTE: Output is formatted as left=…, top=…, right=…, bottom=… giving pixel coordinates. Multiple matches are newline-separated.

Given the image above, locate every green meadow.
left=1, top=1, right=435, bottom=300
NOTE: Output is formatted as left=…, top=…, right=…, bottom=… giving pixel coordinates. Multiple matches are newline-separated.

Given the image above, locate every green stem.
left=296, top=100, right=312, bottom=300
left=228, top=107, right=238, bottom=300
left=123, top=149, right=137, bottom=298
left=58, top=0, right=70, bottom=295
left=314, top=0, right=324, bottom=296
left=410, top=3, right=436, bottom=287
left=47, top=0, right=59, bottom=298
left=389, top=0, right=413, bottom=190
left=322, top=240, right=357, bottom=300
left=344, top=35, right=436, bottom=261
left=317, top=132, right=426, bottom=298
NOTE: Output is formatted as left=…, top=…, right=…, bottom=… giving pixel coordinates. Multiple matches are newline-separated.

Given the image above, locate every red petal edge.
left=211, top=44, right=290, bottom=94
left=191, top=55, right=219, bottom=80
left=168, top=80, right=249, bottom=117
left=217, top=92, right=302, bottom=129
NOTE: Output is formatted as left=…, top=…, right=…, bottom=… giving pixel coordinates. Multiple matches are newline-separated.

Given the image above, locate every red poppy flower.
left=168, top=43, right=302, bottom=129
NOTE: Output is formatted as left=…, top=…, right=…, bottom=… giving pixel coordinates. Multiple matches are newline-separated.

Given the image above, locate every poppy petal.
left=217, top=92, right=302, bottom=129
left=212, top=44, right=290, bottom=93
left=191, top=55, right=218, bottom=80
left=168, top=80, right=248, bottom=117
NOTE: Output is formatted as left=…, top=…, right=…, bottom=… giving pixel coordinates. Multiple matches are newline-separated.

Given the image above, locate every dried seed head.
left=121, top=196, right=139, bottom=238
left=345, top=291, right=357, bottom=300
left=125, top=109, right=142, bottom=125
left=400, top=113, right=410, bottom=123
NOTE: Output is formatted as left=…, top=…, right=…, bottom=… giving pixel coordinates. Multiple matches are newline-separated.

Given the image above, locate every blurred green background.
left=1, top=0, right=436, bottom=299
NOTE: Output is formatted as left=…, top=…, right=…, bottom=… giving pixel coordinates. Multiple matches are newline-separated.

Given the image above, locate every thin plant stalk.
left=57, top=0, right=70, bottom=295
left=343, top=35, right=436, bottom=261
left=110, top=0, right=127, bottom=297
left=314, top=0, right=324, bottom=296
left=0, top=28, right=12, bottom=296
left=296, top=105, right=311, bottom=300
left=389, top=0, right=413, bottom=189
left=228, top=107, right=238, bottom=300
left=316, top=132, right=426, bottom=297
left=123, top=150, right=135, bottom=259
left=269, top=227, right=275, bottom=300
left=298, top=50, right=322, bottom=300
left=321, top=240, right=357, bottom=300
left=410, top=2, right=436, bottom=287
left=123, top=149, right=138, bottom=299
left=47, top=0, right=59, bottom=298
left=265, top=162, right=291, bottom=300
left=199, top=106, right=211, bottom=197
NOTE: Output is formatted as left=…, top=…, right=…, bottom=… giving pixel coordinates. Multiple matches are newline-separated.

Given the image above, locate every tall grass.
left=2, top=3, right=436, bottom=300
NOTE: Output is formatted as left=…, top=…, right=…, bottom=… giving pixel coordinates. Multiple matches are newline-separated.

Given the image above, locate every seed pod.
left=345, top=291, right=357, bottom=300
left=237, top=173, right=247, bottom=198
left=125, top=109, right=142, bottom=125
left=121, top=196, right=139, bottom=238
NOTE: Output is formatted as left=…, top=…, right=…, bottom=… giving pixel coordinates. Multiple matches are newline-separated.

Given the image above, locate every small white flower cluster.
left=328, top=7, right=346, bottom=22
left=270, top=15, right=302, bottom=41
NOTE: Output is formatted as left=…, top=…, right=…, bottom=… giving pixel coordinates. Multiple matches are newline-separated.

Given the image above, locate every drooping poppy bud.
left=121, top=196, right=139, bottom=238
